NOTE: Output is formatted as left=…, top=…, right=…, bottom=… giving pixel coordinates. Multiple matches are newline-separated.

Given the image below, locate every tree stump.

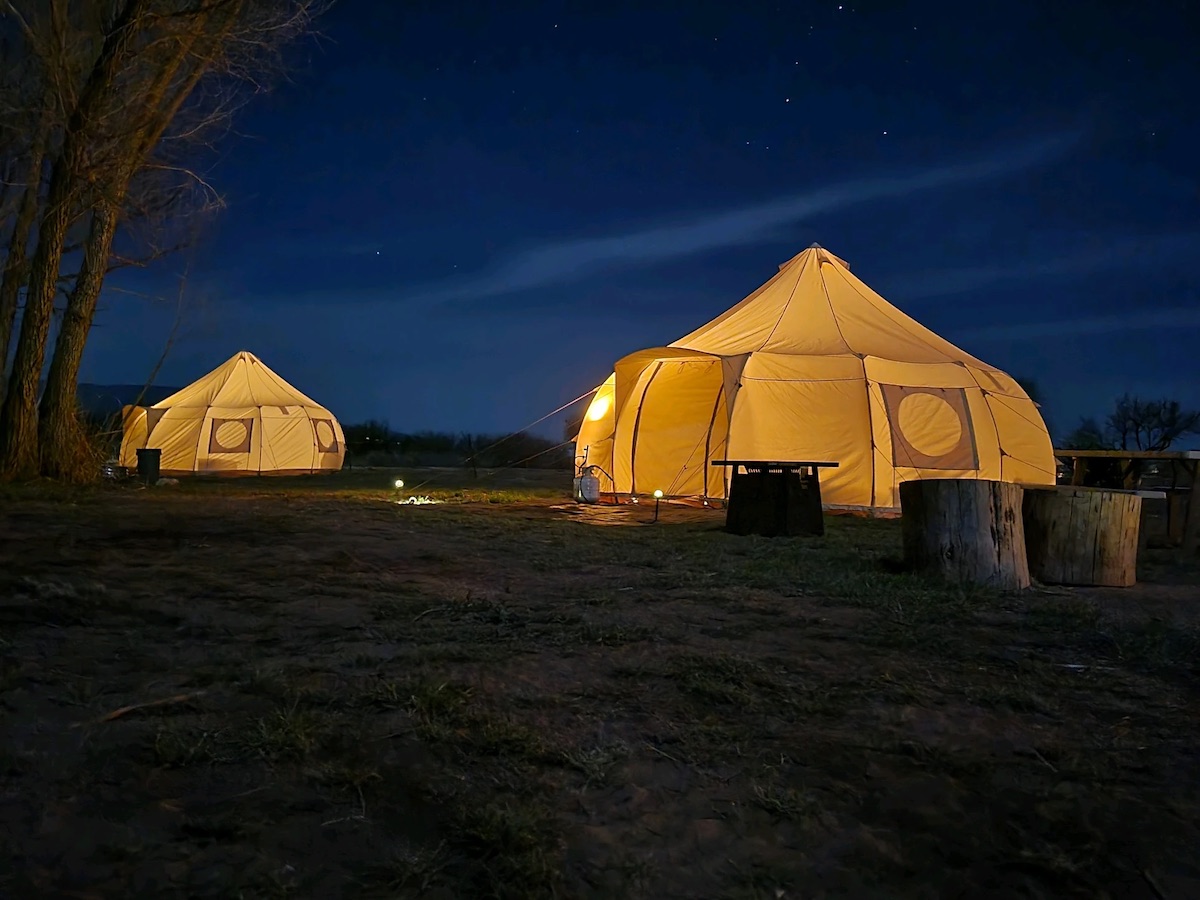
left=1022, top=486, right=1141, bottom=587
left=899, top=479, right=1030, bottom=590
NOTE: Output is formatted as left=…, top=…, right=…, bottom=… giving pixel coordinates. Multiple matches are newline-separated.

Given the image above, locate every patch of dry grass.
left=0, top=471, right=1197, bottom=898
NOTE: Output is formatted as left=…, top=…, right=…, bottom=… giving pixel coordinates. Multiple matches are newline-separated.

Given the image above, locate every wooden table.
left=711, top=460, right=839, bottom=537
left=1054, top=449, right=1200, bottom=558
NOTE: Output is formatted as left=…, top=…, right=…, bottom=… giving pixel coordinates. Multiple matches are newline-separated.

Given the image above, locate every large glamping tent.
left=119, top=350, right=344, bottom=475
left=574, top=244, right=1055, bottom=512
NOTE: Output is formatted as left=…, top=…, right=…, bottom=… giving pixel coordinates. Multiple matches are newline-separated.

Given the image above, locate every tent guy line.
left=462, top=388, right=597, bottom=467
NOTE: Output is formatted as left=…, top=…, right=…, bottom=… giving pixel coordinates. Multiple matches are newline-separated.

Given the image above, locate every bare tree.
left=37, top=2, right=244, bottom=479
left=1062, top=416, right=1109, bottom=450
left=1106, top=394, right=1200, bottom=452
left=0, top=0, right=330, bottom=481
left=1063, top=397, right=1199, bottom=452
left=1062, top=396, right=1200, bottom=489
left=0, top=8, right=54, bottom=403
left=0, top=113, right=49, bottom=402
left=0, top=0, right=160, bottom=478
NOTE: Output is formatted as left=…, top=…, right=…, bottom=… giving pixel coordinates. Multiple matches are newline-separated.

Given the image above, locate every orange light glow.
left=585, top=393, right=611, bottom=421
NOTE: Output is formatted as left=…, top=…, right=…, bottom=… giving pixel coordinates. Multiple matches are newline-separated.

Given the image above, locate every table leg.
left=723, top=468, right=825, bottom=537
left=794, top=469, right=825, bottom=536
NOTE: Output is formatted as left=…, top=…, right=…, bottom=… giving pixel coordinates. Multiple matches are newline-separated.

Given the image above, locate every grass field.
left=1, top=467, right=1198, bottom=898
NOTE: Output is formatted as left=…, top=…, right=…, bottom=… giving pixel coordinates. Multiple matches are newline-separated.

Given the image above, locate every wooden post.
left=899, top=478, right=1030, bottom=590
left=1180, top=461, right=1200, bottom=561
left=1167, top=491, right=1187, bottom=546
left=1022, top=486, right=1141, bottom=587
left=1070, top=457, right=1088, bottom=486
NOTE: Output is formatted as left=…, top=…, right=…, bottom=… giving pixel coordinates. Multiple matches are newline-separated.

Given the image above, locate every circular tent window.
left=214, top=420, right=248, bottom=451
left=880, top=383, right=979, bottom=471
left=896, top=391, right=963, bottom=458
left=313, top=419, right=338, bottom=452
left=208, top=418, right=254, bottom=454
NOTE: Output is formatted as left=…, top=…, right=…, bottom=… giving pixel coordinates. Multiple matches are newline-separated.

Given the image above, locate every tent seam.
left=758, top=251, right=810, bottom=352
left=827, top=265, right=984, bottom=367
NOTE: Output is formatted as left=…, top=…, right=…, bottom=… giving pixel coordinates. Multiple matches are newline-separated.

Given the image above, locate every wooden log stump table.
left=1021, top=485, right=1143, bottom=587
left=899, top=478, right=1030, bottom=590
left=711, top=460, right=839, bottom=537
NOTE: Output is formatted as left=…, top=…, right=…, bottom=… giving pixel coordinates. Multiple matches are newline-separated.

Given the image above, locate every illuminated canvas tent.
left=574, top=244, right=1055, bottom=512
left=119, top=350, right=345, bottom=475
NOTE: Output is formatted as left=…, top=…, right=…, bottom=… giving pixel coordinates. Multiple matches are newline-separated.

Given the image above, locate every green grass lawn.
left=1, top=470, right=1197, bottom=898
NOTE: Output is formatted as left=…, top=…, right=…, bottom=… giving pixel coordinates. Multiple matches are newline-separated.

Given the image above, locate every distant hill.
left=76, top=383, right=183, bottom=420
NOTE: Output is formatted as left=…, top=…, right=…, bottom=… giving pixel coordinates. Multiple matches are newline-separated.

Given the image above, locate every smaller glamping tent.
left=119, top=350, right=344, bottom=475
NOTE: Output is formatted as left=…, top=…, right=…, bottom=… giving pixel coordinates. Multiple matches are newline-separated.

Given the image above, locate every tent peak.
left=227, top=350, right=262, bottom=364
left=780, top=244, right=850, bottom=272
left=811, top=244, right=850, bottom=270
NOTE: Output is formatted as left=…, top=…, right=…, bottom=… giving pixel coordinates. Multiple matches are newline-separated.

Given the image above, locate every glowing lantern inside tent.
left=585, top=392, right=611, bottom=422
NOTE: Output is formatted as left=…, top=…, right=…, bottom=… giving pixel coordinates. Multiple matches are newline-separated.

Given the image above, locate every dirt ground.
left=1, top=468, right=1198, bottom=899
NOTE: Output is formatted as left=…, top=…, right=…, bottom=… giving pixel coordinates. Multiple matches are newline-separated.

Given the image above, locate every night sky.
left=83, top=0, right=1200, bottom=440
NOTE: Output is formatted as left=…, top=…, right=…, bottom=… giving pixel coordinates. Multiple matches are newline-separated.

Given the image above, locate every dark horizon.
left=78, top=0, right=1199, bottom=442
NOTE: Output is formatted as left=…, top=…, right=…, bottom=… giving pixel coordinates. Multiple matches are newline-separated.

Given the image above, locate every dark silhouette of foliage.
left=342, top=422, right=570, bottom=470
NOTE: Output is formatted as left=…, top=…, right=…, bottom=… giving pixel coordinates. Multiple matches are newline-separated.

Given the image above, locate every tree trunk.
left=0, top=166, right=80, bottom=478
left=0, top=119, right=50, bottom=405
left=38, top=204, right=119, bottom=480
left=0, top=0, right=153, bottom=479
left=900, top=478, right=1030, bottom=590
left=35, top=18, right=219, bottom=481
left=1022, top=486, right=1141, bottom=587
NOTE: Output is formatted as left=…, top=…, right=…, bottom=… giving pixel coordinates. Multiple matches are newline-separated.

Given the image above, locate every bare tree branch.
left=0, top=0, right=333, bottom=479
left=1106, top=395, right=1200, bottom=453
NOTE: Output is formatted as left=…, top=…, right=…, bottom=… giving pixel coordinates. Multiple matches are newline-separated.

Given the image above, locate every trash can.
left=136, top=448, right=161, bottom=485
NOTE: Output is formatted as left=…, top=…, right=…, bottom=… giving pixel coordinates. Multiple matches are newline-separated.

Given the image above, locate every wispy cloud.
left=885, top=232, right=1200, bottom=301
left=399, top=133, right=1078, bottom=307
left=951, top=306, right=1200, bottom=343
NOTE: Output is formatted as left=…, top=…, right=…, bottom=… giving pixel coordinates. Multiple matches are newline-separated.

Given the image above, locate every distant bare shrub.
left=341, top=423, right=571, bottom=470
